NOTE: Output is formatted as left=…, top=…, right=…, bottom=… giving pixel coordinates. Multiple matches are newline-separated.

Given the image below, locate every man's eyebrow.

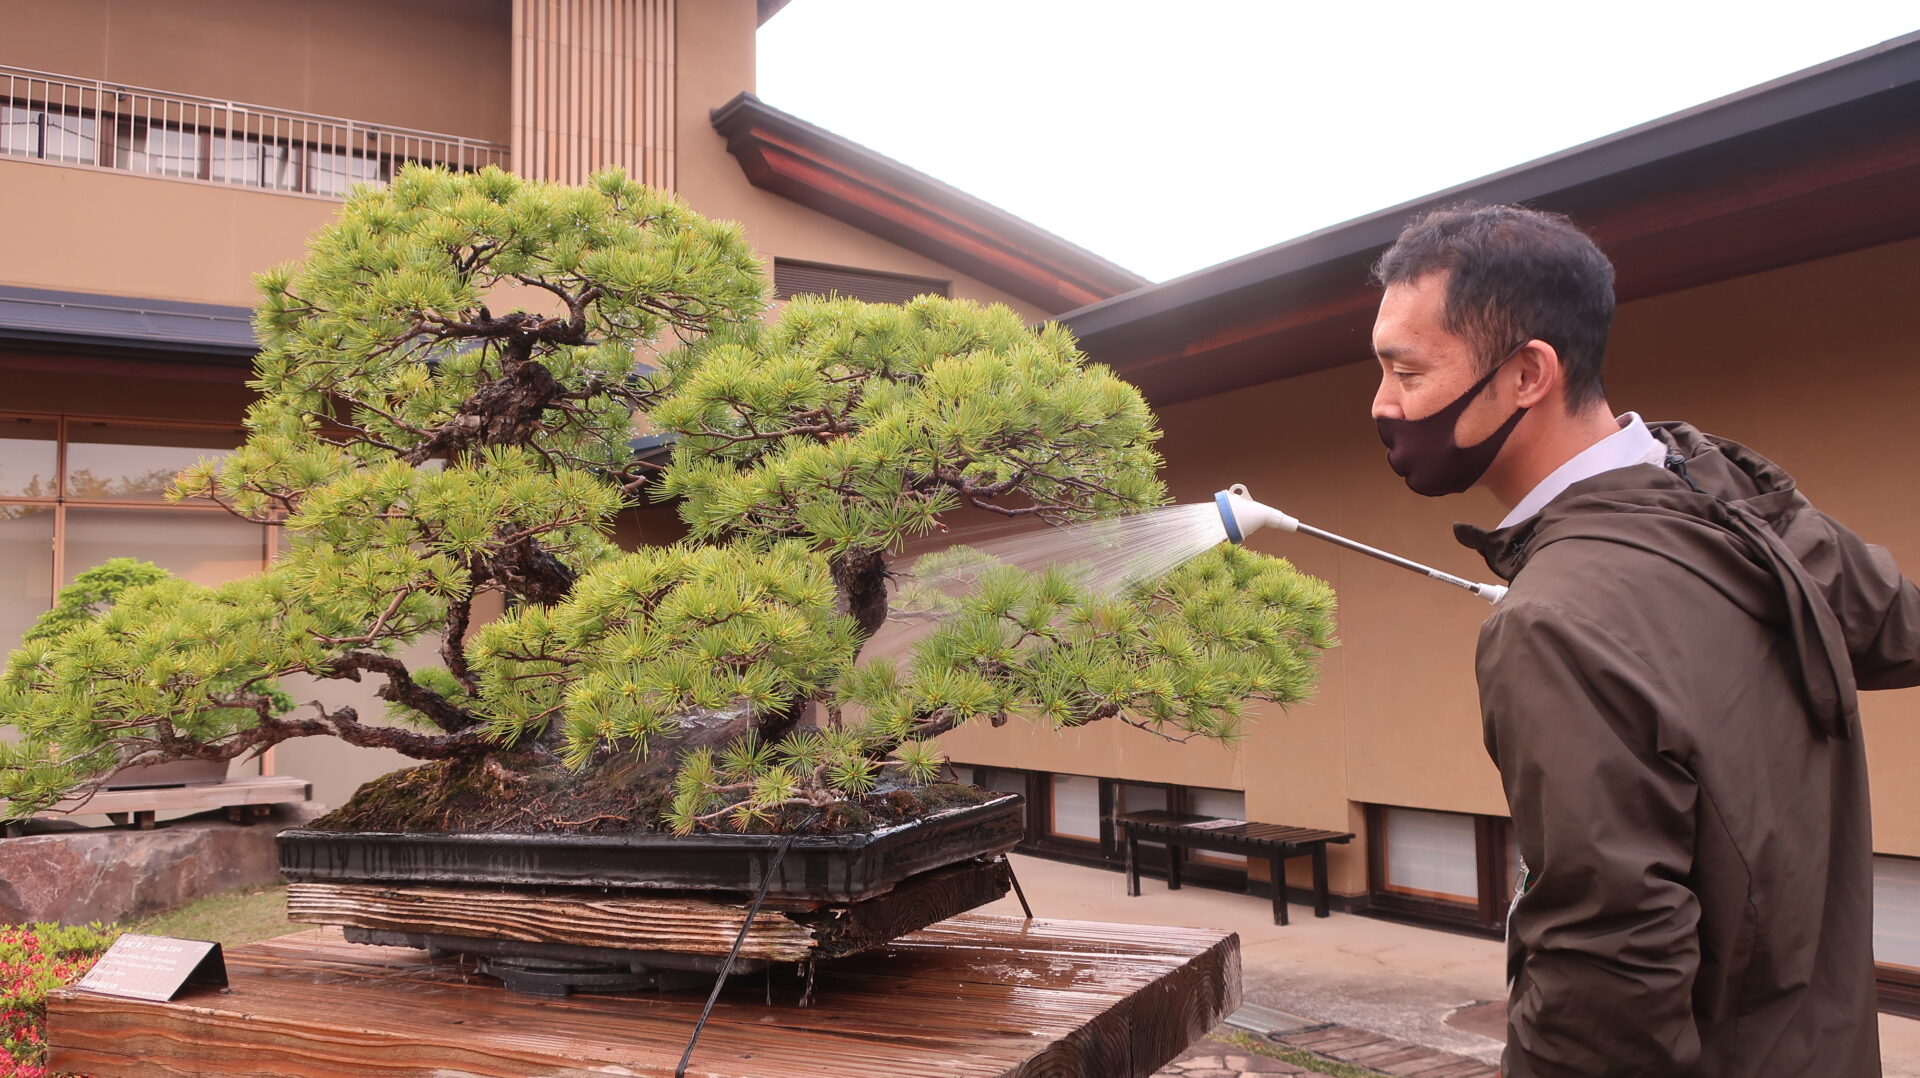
left=1373, top=343, right=1408, bottom=361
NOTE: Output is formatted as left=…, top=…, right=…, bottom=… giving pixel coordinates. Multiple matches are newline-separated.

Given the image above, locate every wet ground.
left=978, top=853, right=1920, bottom=1078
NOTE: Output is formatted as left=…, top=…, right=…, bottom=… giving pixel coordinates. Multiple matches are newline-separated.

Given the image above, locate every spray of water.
left=859, top=502, right=1232, bottom=667
left=948, top=502, right=1230, bottom=600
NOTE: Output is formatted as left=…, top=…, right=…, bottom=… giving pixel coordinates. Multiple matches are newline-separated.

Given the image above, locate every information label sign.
left=74, top=933, right=228, bottom=1002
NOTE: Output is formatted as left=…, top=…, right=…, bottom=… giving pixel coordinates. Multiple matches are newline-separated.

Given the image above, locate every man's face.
left=1370, top=272, right=1512, bottom=447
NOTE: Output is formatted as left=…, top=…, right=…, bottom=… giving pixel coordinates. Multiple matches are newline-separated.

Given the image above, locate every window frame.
left=1364, top=803, right=1510, bottom=936
left=1876, top=852, right=1920, bottom=1018
left=0, top=410, right=273, bottom=641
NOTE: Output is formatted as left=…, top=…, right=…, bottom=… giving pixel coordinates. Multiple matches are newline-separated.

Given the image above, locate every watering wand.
left=1214, top=484, right=1509, bottom=605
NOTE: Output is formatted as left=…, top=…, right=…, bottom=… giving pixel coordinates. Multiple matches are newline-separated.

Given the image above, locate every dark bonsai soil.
left=311, top=755, right=993, bottom=837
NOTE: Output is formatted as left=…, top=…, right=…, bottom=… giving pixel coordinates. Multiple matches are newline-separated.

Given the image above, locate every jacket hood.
left=1455, top=421, right=1859, bottom=740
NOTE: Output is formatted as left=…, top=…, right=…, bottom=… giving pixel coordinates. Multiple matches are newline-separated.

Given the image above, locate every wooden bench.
left=3, top=775, right=312, bottom=837
left=1114, top=809, right=1354, bottom=925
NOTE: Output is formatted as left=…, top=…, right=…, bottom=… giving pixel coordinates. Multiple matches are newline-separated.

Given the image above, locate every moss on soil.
left=312, top=754, right=992, bottom=837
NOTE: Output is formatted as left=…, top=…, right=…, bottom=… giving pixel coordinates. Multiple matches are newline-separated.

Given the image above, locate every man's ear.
left=1511, top=339, right=1559, bottom=408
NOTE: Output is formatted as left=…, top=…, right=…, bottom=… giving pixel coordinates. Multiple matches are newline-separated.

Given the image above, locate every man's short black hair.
left=1372, top=204, right=1615, bottom=412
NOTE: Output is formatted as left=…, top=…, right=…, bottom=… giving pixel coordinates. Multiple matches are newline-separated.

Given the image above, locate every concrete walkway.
left=977, top=853, right=1920, bottom=1077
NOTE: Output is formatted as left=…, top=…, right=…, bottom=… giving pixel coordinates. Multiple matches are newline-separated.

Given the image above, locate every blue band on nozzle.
left=1214, top=491, right=1244, bottom=543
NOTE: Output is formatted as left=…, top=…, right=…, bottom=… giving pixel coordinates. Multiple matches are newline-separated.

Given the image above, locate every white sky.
left=758, top=2, right=1919, bottom=284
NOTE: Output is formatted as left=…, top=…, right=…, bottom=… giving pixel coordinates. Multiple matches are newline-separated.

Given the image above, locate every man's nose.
left=1371, top=377, right=1403, bottom=421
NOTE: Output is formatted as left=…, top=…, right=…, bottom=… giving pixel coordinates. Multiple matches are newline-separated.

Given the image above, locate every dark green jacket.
left=1456, top=422, right=1920, bottom=1077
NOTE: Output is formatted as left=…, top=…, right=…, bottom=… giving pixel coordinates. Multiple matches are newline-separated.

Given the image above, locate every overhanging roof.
left=1059, top=30, right=1920, bottom=406
left=0, top=285, right=255, bottom=360
left=712, top=93, right=1147, bottom=312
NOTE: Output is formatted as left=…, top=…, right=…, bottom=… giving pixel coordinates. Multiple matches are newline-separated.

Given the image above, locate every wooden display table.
left=1115, top=810, right=1354, bottom=925
left=3, top=775, right=312, bottom=836
left=48, top=914, right=1239, bottom=1077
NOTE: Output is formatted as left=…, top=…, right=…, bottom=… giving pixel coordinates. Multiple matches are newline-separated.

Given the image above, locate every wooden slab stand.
left=2, top=776, right=312, bottom=836
left=286, top=856, right=1014, bottom=962
left=48, top=914, right=1240, bottom=1078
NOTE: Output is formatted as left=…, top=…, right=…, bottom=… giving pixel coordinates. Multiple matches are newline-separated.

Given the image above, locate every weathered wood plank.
left=286, top=880, right=820, bottom=962
left=48, top=915, right=1238, bottom=1078
left=285, top=858, right=1012, bottom=962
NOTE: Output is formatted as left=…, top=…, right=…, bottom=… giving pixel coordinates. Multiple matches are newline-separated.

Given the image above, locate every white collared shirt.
left=1498, top=412, right=1667, bottom=528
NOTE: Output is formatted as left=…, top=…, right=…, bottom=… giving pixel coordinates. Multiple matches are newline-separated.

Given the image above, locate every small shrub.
left=0, top=922, right=118, bottom=1078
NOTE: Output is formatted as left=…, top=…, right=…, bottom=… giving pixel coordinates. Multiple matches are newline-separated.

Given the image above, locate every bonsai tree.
left=0, top=165, right=1335, bottom=834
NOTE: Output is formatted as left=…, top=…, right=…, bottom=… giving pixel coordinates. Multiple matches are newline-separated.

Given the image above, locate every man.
left=1368, top=204, right=1920, bottom=1078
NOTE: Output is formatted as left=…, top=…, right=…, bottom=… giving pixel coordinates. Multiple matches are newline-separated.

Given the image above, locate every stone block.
left=0, top=802, right=326, bottom=924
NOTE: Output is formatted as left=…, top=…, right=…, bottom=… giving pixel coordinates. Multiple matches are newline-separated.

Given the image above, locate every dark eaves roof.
left=1059, top=30, right=1920, bottom=406
left=0, top=285, right=256, bottom=361
left=711, top=93, right=1147, bottom=313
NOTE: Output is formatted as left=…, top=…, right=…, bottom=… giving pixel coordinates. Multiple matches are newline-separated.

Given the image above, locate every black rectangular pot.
left=277, top=793, right=1022, bottom=903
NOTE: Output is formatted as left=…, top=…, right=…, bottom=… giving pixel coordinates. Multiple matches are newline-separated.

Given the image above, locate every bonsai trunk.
left=831, top=547, right=889, bottom=646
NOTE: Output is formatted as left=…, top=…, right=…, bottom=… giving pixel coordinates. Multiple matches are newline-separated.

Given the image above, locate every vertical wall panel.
left=511, top=0, right=675, bottom=190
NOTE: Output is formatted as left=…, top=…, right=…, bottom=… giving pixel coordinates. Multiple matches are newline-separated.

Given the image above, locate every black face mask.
left=1375, top=348, right=1528, bottom=497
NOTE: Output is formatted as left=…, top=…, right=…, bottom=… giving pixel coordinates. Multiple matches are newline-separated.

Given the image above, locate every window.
left=308, top=147, right=384, bottom=197
left=971, top=766, right=1031, bottom=831
left=945, top=768, right=1280, bottom=887
left=65, top=421, right=240, bottom=501
left=0, top=505, right=54, bottom=656
left=1113, top=782, right=1170, bottom=852
left=1880, top=854, right=1920, bottom=1017
left=1, top=105, right=98, bottom=164
left=1188, top=787, right=1248, bottom=868
left=1381, top=807, right=1479, bottom=904
left=213, top=136, right=302, bottom=191
left=0, top=413, right=270, bottom=656
left=1877, top=855, right=1920, bottom=973
left=114, top=123, right=202, bottom=178
left=772, top=259, right=950, bottom=305
left=2, top=75, right=490, bottom=199
left=1365, top=805, right=1511, bottom=935
left=1048, top=773, right=1100, bottom=842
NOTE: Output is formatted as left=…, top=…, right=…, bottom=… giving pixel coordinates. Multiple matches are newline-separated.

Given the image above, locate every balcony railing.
left=0, top=64, right=510, bottom=197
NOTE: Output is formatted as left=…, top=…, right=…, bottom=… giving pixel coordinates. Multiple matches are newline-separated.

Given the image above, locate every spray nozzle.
left=1213, top=482, right=1507, bottom=605
left=1214, top=485, right=1301, bottom=543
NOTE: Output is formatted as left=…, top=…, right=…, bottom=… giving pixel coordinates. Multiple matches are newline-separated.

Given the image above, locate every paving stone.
left=1343, top=1038, right=1419, bottom=1062
left=1236, top=1055, right=1307, bottom=1074
left=1373, top=1048, right=1452, bottom=1073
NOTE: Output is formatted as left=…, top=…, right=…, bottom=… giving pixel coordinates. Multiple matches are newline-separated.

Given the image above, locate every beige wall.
left=0, top=161, right=346, bottom=306
left=4, top=0, right=512, bottom=143
left=942, top=232, right=1920, bottom=895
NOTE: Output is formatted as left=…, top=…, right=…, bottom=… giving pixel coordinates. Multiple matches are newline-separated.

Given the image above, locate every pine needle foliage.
left=652, top=295, right=1167, bottom=553
left=0, top=167, right=1336, bottom=832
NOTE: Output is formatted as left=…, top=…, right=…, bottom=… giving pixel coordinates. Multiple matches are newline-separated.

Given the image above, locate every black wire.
left=1003, top=854, right=1034, bottom=919
left=676, top=822, right=808, bottom=1078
